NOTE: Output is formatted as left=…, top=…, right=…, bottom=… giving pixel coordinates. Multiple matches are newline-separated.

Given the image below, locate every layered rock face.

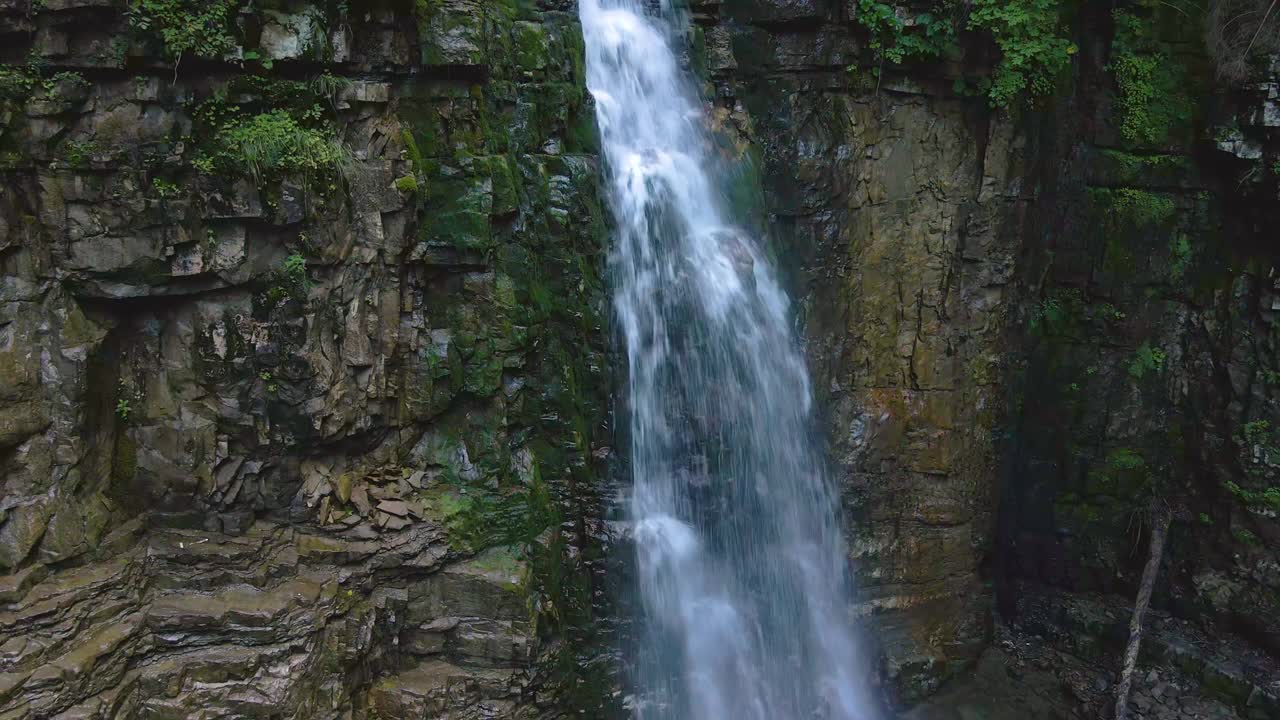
left=0, top=0, right=616, bottom=716
left=686, top=0, right=1028, bottom=699
left=686, top=0, right=1280, bottom=715
left=1, top=0, right=1279, bottom=718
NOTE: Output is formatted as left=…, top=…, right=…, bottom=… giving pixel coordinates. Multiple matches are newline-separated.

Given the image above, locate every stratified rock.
left=0, top=1, right=613, bottom=717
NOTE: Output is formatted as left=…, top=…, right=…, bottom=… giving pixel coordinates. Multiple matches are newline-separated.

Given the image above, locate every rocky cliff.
left=0, top=0, right=617, bottom=716
left=1, top=0, right=1279, bottom=718
left=685, top=0, right=1280, bottom=717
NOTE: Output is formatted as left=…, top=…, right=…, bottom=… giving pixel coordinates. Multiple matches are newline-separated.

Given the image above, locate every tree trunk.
left=1113, top=503, right=1172, bottom=720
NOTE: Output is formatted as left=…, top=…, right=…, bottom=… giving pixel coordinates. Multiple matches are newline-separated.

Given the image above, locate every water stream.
left=579, top=1, right=879, bottom=718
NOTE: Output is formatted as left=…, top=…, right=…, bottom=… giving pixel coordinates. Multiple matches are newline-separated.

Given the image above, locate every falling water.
left=579, top=1, right=879, bottom=718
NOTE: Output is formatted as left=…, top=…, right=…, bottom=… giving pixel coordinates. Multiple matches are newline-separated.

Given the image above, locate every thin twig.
left=1243, top=0, right=1279, bottom=58
left=1155, top=1, right=1194, bottom=18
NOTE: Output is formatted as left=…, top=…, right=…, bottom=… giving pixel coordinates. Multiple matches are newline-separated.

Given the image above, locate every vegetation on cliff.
left=854, top=0, right=1077, bottom=106
left=854, top=0, right=1280, bottom=111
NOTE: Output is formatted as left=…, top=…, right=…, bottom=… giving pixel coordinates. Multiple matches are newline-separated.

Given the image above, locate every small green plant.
left=116, top=398, right=132, bottom=420
left=1241, top=419, right=1271, bottom=446
left=1103, top=149, right=1191, bottom=181
left=192, top=154, right=217, bottom=174
left=1224, top=479, right=1280, bottom=512
left=241, top=50, right=274, bottom=70
left=847, top=0, right=1075, bottom=109
left=1030, top=296, right=1063, bottom=331
left=1265, top=487, right=1280, bottom=511
left=1027, top=288, right=1085, bottom=335
left=1127, top=342, right=1167, bottom=379
left=0, top=65, right=37, bottom=102
left=62, top=139, right=98, bottom=168
left=1198, top=512, right=1213, bottom=525
left=284, top=253, right=307, bottom=282
left=259, top=370, right=278, bottom=394
left=42, top=71, right=88, bottom=94
left=198, top=109, right=348, bottom=185
left=1114, top=188, right=1176, bottom=227
left=967, top=0, right=1077, bottom=107
left=1107, top=447, right=1147, bottom=472
left=152, top=177, right=180, bottom=198
left=1109, top=10, right=1193, bottom=147
left=855, top=0, right=958, bottom=67
left=310, top=72, right=351, bottom=108
left=127, top=0, right=239, bottom=63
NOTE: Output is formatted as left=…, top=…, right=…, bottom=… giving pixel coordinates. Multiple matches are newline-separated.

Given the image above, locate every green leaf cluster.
left=1167, top=234, right=1191, bottom=279
left=1109, top=9, right=1193, bottom=147
left=0, top=66, right=37, bottom=103
left=852, top=0, right=1076, bottom=107
left=856, top=0, right=958, bottom=66
left=283, top=253, right=307, bottom=282
left=1225, top=480, right=1280, bottom=512
left=1104, top=187, right=1177, bottom=227
left=1127, top=341, right=1167, bottom=379
left=128, top=0, right=240, bottom=61
left=196, top=107, right=346, bottom=184
left=967, top=0, right=1077, bottom=107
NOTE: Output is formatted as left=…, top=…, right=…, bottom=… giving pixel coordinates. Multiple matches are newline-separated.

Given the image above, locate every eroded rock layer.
left=0, top=0, right=616, bottom=717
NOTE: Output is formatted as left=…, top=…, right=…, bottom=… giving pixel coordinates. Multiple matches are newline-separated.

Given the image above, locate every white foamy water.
left=578, top=1, right=880, bottom=718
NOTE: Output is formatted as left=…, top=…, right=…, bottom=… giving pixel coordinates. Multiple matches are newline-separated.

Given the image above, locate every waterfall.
left=579, top=1, right=879, bottom=718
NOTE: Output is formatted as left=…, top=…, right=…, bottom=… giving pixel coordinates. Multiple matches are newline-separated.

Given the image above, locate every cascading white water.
left=579, top=2, right=879, bottom=718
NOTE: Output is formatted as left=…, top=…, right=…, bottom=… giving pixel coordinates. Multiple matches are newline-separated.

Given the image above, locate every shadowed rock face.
left=685, top=0, right=1026, bottom=699
left=0, top=0, right=617, bottom=716
left=684, top=0, right=1280, bottom=713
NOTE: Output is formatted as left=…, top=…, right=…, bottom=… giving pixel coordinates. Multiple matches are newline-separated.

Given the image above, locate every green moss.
left=514, top=21, right=550, bottom=72
left=112, top=430, right=138, bottom=488
left=417, top=168, right=494, bottom=251
left=489, top=155, right=520, bottom=215
left=393, top=174, right=418, bottom=193
left=1167, top=234, right=1192, bottom=279
left=1106, top=447, right=1147, bottom=471
left=1111, top=188, right=1176, bottom=226
left=469, top=544, right=526, bottom=589
left=1100, top=149, right=1191, bottom=184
